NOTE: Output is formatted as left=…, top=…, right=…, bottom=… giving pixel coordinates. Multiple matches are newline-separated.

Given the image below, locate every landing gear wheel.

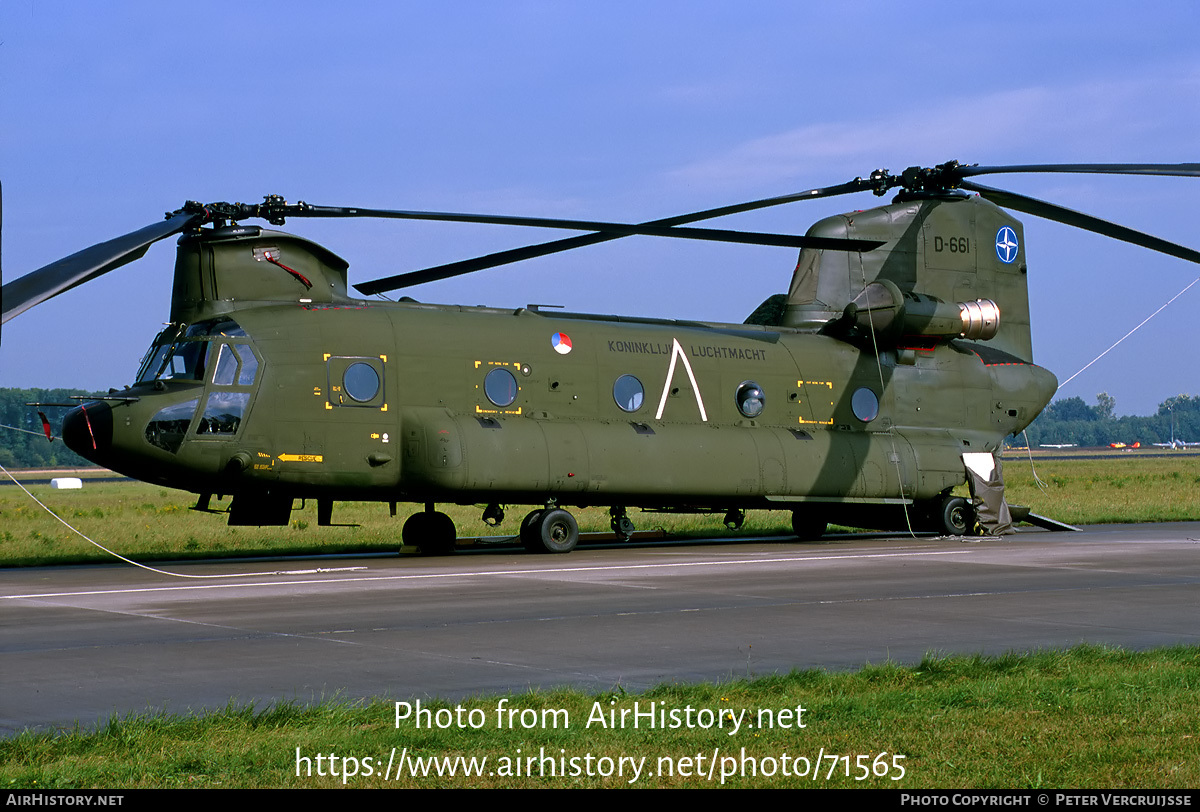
left=791, top=511, right=827, bottom=541
left=938, top=496, right=973, bottom=536
left=530, top=508, right=578, bottom=554
left=609, top=507, right=635, bottom=541
left=519, top=509, right=545, bottom=551
left=402, top=510, right=458, bottom=555
left=723, top=508, right=746, bottom=531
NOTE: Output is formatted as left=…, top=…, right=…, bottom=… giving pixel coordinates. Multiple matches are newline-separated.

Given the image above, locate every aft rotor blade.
left=353, top=178, right=873, bottom=295
left=1, top=211, right=201, bottom=324
left=961, top=180, right=1200, bottom=265
left=960, top=162, right=1200, bottom=180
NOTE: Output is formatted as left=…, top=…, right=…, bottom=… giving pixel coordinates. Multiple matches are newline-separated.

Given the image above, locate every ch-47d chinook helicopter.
left=4, top=161, right=1200, bottom=554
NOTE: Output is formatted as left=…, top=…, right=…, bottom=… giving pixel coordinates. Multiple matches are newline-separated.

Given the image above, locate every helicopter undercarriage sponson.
left=394, top=412, right=964, bottom=504
left=204, top=407, right=990, bottom=539
left=380, top=410, right=995, bottom=549
left=216, top=488, right=973, bottom=549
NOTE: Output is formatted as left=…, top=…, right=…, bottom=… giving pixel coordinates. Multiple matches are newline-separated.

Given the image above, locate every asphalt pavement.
left=3, top=524, right=1199, bottom=735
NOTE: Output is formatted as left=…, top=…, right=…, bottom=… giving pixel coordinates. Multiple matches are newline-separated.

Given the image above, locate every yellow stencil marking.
left=796, top=379, right=835, bottom=425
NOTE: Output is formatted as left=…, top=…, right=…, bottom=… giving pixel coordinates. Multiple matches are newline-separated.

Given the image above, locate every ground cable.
left=0, top=459, right=362, bottom=579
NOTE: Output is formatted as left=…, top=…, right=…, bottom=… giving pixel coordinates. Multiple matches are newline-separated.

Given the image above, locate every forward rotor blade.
left=961, top=180, right=1200, bottom=265
left=354, top=178, right=874, bottom=295
left=292, top=203, right=876, bottom=249
left=960, top=162, right=1200, bottom=180
left=356, top=235, right=617, bottom=293
left=1, top=211, right=201, bottom=324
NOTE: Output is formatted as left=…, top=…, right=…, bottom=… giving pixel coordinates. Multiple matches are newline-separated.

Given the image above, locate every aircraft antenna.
left=1058, top=277, right=1200, bottom=390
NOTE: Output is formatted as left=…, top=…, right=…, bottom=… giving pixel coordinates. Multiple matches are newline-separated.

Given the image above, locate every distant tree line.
left=1018, top=392, right=1200, bottom=448
left=0, top=388, right=106, bottom=469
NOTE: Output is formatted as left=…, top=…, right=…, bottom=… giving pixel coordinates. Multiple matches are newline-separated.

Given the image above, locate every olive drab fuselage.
left=60, top=192, right=1060, bottom=536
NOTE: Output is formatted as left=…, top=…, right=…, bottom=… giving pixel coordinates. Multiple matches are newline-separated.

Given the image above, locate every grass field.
left=0, top=474, right=784, bottom=567
left=3, top=646, right=1196, bottom=788
left=1002, top=451, right=1200, bottom=524
left=1, top=452, right=1198, bottom=567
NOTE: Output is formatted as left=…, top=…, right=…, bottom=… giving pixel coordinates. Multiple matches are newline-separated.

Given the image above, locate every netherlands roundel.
left=551, top=332, right=573, bottom=354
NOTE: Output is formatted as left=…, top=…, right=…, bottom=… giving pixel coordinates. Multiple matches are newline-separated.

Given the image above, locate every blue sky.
left=2, top=1, right=1198, bottom=416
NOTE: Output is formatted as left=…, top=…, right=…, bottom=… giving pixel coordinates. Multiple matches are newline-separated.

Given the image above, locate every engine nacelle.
left=839, top=279, right=1000, bottom=344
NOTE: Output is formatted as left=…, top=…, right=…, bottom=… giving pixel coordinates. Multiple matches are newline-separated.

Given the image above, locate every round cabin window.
left=484, top=367, right=518, bottom=407
left=613, top=375, right=645, bottom=412
left=343, top=362, right=381, bottom=402
left=735, top=381, right=766, bottom=418
left=851, top=387, right=879, bottom=422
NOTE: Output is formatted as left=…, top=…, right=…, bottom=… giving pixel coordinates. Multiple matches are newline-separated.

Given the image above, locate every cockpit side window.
left=136, top=327, right=179, bottom=383
left=145, top=398, right=199, bottom=453
left=212, top=344, right=239, bottom=386
left=211, top=343, right=260, bottom=387
left=167, top=341, right=209, bottom=381
left=139, top=319, right=260, bottom=450
left=198, top=392, right=251, bottom=436
left=234, top=344, right=258, bottom=385
left=136, top=319, right=251, bottom=384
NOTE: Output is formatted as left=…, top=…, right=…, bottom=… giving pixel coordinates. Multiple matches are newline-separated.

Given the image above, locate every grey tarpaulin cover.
left=962, top=452, right=1013, bottom=535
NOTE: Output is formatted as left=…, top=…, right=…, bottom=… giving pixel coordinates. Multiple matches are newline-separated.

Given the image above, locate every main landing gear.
left=790, top=510, right=827, bottom=541
left=609, top=506, right=635, bottom=542
left=402, top=504, right=457, bottom=555
left=934, top=495, right=973, bottom=536
left=909, top=493, right=975, bottom=536
left=519, top=506, right=580, bottom=554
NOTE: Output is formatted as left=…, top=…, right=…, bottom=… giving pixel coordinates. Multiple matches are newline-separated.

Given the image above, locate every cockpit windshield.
left=136, top=319, right=249, bottom=384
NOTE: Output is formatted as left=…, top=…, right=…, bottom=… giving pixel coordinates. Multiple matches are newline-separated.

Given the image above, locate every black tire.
left=519, top=509, right=545, bottom=551
left=402, top=511, right=458, bottom=555
left=938, top=496, right=972, bottom=536
left=611, top=514, right=635, bottom=542
left=533, top=508, right=578, bottom=554
left=791, top=511, right=827, bottom=541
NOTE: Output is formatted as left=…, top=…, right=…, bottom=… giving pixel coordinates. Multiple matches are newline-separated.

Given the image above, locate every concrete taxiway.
left=3, top=524, right=1199, bottom=735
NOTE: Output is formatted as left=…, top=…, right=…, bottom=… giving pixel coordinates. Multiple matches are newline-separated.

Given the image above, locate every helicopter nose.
left=62, top=402, right=113, bottom=463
